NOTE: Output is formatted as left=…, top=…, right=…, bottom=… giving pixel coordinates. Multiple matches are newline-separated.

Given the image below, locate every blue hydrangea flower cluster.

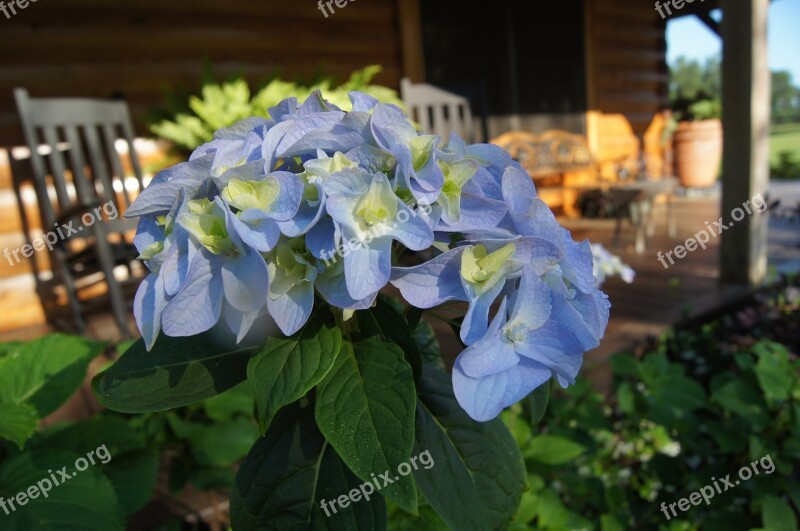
left=128, top=91, right=610, bottom=422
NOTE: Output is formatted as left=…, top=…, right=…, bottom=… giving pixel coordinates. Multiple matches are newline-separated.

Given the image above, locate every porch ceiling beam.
left=695, top=12, right=721, bottom=37
left=720, top=0, right=770, bottom=285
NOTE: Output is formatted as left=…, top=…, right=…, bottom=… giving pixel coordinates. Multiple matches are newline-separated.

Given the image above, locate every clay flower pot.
left=673, top=119, right=723, bottom=189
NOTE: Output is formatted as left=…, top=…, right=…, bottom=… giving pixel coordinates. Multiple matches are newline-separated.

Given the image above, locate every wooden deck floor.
left=563, top=195, right=751, bottom=388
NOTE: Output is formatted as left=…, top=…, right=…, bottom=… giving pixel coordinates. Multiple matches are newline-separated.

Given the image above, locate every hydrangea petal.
left=133, top=273, right=167, bottom=351
left=390, top=247, right=467, bottom=308
left=161, top=249, right=224, bottom=337
left=267, top=280, right=315, bottom=336
left=343, top=237, right=392, bottom=301
left=221, top=248, right=268, bottom=313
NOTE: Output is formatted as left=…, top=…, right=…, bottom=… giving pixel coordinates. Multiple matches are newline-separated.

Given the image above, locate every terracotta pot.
left=673, top=119, right=722, bottom=188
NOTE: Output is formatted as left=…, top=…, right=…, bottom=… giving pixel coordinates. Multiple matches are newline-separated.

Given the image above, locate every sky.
left=666, top=0, right=800, bottom=82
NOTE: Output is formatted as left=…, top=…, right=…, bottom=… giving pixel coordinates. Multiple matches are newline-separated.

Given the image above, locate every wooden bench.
left=491, top=130, right=601, bottom=216
left=491, top=126, right=677, bottom=253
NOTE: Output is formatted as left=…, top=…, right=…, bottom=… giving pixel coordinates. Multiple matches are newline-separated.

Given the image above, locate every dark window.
left=420, top=0, right=587, bottom=115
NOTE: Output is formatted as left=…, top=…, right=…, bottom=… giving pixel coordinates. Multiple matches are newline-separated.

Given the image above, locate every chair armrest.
left=56, top=200, right=103, bottom=228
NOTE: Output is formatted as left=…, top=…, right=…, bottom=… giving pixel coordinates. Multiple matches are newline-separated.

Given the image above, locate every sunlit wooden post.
left=720, top=0, right=771, bottom=285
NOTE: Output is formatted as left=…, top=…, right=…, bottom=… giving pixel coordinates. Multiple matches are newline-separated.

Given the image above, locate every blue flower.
left=452, top=266, right=609, bottom=421
left=370, top=103, right=444, bottom=204
left=221, top=170, right=304, bottom=252
left=134, top=197, right=270, bottom=348
left=128, top=90, right=610, bottom=425
left=125, top=155, right=215, bottom=218
left=325, top=168, right=433, bottom=300
left=263, top=238, right=317, bottom=335
left=391, top=237, right=561, bottom=345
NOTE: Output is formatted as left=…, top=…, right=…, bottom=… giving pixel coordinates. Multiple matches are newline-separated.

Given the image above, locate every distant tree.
left=669, top=55, right=721, bottom=120
left=669, top=56, right=721, bottom=103
left=772, top=70, right=800, bottom=124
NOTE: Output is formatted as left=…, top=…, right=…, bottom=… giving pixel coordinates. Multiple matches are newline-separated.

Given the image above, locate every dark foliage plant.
left=499, top=275, right=800, bottom=531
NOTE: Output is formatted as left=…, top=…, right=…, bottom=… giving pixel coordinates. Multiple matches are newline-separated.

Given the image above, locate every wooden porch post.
left=397, top=0, right=425, bottom=83
left=720, top=0, right=770, bottom=285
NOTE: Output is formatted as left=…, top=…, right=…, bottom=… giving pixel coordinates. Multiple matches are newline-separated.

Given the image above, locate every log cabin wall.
left=583, top=0, right=672, bottom=179
left=0, top=0, right=407, bottom=147
left=0, top=0, right=411, bottom=334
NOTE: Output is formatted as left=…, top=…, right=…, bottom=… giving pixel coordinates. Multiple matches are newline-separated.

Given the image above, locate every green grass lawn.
left=770, top=122, right=800, bottom=165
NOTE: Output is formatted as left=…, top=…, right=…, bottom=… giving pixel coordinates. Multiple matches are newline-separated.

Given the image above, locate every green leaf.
left=190, top=466, right=235, bottom=491
left=0, top=334, right=104, bottom=417
left=311, top=443, right=388, bottom=531
left=527, top=383, right=550, bottom=425
left=387, top=503, right=447, bottom=531
left=600, top=513, right=625, bottom=531
left=524, top=435, right=586, bottom=465
left=754, top=342, right=794, bottom=402
left=203, top=382, right=255, bottom=422
left=414, top=320, right=444, bottom=370
left=316, top=339, right=418, bottom=514
left=515, top=489, right=538, bottom=524
left=616, top=382, right=635, bottom=415
left=247, top=310, right=342, bottom=431
left=711, top=380, right=770, bottom=429
left=531, top=488, right=592, bottom=530
left=651, top=375, right=707, bottom=412
left=92, top=332, right=254, bottom=413
left=102, top=448, right=159, bottom=516
left=412, top=364, right=526, bottom=531
left=0, top=402, right=39, bottom=449
left=0, top=449, right=124, bottom=530
left=188, top=418, right=260, bottom=467
left=31, top=417, right=158, bottom=516
left=230, top=398, right=386, bottom=530
left=0, top=341, right=22, bottom=358
left=762, top=495, right=798, bottom=531
left=357, top=295, right=422, bottom=382
left=406, top=306, right=424, bottom=333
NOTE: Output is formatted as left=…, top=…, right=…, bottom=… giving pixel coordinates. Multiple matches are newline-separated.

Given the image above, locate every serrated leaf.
left=524, top=435, right=585, bottom=465
left=0, top=449, right=124, bottom=530
left=248, top=310, right=342, bottom=431
left=93, top=332, right=254, bottom=413
left=230, top=399, right=386, bottom=530
left=412, top=364, right=526, bottom=531
left=0, top=334, right=104, bottom=417
left=31, top=416, right=158, bottom=516
left=0, top=402, right=39, bottom=448
left=357, top=296, right=422, bottom=382
left=316, top=339, right=417, bottom=514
